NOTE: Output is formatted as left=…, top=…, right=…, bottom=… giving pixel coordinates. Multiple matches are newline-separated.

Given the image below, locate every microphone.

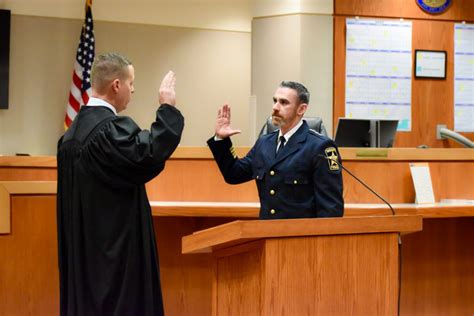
left=318, top=154, right=395, bottom=216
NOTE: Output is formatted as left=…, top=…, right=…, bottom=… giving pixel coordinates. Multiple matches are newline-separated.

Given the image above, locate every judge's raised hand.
left=159, top=70, right=176, bottom=106
left=215, top=104, right=241, bottom=139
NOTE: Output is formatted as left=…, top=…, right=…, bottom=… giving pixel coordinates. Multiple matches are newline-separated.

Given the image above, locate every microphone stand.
left=319, top=154, right=395, bottom=215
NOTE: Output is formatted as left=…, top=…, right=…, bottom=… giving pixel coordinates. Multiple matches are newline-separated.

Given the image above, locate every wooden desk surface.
left=1, top=147, right=473, bottom=166
left=150, top=201, right=474, bottom=219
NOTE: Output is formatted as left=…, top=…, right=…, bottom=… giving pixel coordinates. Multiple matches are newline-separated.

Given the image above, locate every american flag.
left=64, top=0, right=95, bottom=129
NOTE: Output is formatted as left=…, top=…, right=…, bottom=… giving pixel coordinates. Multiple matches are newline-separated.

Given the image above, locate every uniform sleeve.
left=312, top=141, right=344, bottom=217
left=85, top=104, right=184, bottom=185
left=207, top=136, right=255, bottom=184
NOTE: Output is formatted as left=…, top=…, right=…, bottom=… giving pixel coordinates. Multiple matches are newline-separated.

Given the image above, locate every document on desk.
left=409, top=163, right=436, bottom=204
left=345, top=19, right=412, bottom=131
left=454, top=23, right=474, bottom=132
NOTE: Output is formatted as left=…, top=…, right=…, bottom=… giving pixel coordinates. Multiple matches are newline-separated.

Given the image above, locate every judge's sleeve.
left=90, top=104, right=184, bottom=184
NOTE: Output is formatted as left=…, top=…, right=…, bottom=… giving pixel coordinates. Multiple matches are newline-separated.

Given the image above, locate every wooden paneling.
left=408, top=20, right=455, bottom=148
left=154, top=217, right=234, bottom=316
left=151, top=201, right=474, bottom=218
left=400, top=218, right=474, bottom=315
left=343, top=161, right=474, bottom=203
left=212, top=233, right=399, bottom=315
left=0, top=156, right=472, bottom=315
left=182, top=216, right=422, bottom=254
left=0, top=196, right=59, bottom=316
left=145, top=159, right=258, bottom=202
left=264, top=234, right=398, bottom=315
left=333, top=2, right=474, bottom=148
left=0, top=181, right=56, bottom=233
left=214, top=241, right=263, bottom=316
left=335, top=0, right=474, bottom=22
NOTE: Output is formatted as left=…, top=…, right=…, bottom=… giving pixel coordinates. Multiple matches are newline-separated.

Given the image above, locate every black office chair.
left=258, top=116, right=327, bottom=137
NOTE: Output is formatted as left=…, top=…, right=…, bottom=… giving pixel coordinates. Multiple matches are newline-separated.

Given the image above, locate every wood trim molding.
left=1, top=148, right=472, bottom=164
left=151, top=201, right=474, bottom=218
left=0, top=181, right=57, bottom=234
left=0, top=156, right=57, bottom=167
left=182, top=215, right=423, bottom=254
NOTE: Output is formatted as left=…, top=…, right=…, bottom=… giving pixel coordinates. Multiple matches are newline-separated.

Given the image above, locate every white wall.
left=0, top=15, right=251, bottom=155
left=253, top=0, right=332, bottom=17
left=0, top=0, right=336, bottom=155
left=0, top=0, right=253, bottom=32
left=251, top=13, right=334, bottom=138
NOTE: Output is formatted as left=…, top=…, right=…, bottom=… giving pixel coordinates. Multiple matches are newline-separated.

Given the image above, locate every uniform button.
left=270, top=189, right=275, bottom=195
left=256, top=175, right=259, bottom=179
left=270, top=209, right=276, bottom=214
left=270, top=170, right=275, bottom=176
left=293, top=180, right=298, bottom=184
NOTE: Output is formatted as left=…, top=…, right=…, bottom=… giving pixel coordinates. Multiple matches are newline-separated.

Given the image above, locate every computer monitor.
left=334, top=118, right=371, bottom=147
left=377, top=119, right=399, bottom=148
left=334, top=118, right=398, bottom=148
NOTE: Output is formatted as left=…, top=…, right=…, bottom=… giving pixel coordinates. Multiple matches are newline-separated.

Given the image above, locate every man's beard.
left=271, top=114, right=285, bottom=127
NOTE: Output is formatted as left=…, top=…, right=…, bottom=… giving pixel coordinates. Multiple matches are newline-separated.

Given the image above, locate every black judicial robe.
left=57, top=104, right=184, bottom=316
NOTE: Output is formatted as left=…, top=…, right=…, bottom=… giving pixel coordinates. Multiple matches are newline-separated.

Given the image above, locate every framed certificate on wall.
left=414, top=50, right=447, bottom=79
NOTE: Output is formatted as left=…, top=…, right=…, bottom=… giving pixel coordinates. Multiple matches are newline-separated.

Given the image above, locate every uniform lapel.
left=272, top=121, right=308, bottom=166
left=262, top=132, right=279, bottom=166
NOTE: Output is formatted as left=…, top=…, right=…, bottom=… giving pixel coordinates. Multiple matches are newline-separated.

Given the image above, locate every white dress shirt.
left=86, top=97, right=118, bottom=115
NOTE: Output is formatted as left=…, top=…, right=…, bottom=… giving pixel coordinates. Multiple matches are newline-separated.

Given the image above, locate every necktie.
left=276, top=136, right=286, bottom=156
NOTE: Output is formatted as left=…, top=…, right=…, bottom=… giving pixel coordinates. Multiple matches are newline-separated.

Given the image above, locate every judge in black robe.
left=57, top=53, right=184, bottom=316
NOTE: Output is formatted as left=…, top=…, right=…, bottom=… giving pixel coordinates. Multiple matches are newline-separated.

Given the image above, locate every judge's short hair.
left=279, top=81, right=310, bottom=104
left=91, top=53, right=132, bottom=92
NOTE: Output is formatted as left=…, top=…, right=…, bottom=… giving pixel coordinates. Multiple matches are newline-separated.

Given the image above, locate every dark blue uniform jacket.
left=207, top=120, right=344, bottom=219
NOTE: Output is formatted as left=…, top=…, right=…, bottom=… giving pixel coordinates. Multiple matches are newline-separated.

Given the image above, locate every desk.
left=0, top=149, right=473, bottom=315
left=151, top=200, right=474, bottom=218
left=150, top=201, right=474, bottom=316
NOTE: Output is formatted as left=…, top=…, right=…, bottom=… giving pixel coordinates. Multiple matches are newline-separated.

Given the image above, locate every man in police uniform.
left=207, top=81, right=343, bottom=219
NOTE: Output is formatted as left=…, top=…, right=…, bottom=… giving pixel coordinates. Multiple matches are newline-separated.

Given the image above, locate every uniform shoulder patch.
left=324, top=147, right=340, bottom=171
left=229, top=146, right=237, bottom=159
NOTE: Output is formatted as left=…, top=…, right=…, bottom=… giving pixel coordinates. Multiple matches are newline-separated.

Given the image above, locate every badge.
left=416, top=0, right=452, bottom=14
left=324, top=147, right=340, bottom=171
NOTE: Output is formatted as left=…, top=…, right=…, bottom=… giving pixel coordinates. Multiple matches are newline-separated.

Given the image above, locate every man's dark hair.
left=279, top=81, right=310, bottom=104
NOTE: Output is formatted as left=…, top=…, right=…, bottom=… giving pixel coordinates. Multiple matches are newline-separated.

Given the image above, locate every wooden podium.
left=183, top=215, right=422, bottom=316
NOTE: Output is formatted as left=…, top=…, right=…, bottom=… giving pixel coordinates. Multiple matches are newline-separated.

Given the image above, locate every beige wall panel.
left=301, top=14, right=334, bottom=136
left=0, top=15, right=251, bottom=155
left=253, top=0, right=333, bottom=17
left=251, top=15, right=301, bottom=138
left=0, top=0, right=252, bottom=32
left=0, top=15, right=81, bottom=155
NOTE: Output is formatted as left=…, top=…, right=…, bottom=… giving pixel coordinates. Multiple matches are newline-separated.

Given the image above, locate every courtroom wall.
left=0, top=15, right=251, bottom=155
left=333, top=0, right=474, bottom=148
